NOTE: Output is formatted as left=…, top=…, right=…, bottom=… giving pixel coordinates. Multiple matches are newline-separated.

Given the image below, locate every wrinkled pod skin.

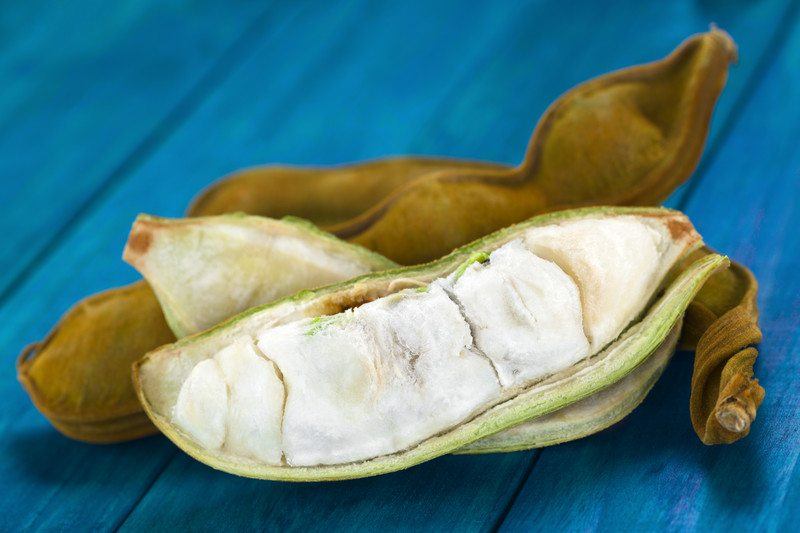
left=18, top=30, right=749, bottom=445
left=134, top=208, right=725, bottom=481
left=191, top=29, right=737, bottom=265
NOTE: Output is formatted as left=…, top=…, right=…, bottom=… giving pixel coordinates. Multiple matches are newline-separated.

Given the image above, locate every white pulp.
left=170, top=215, right=684, bottom=467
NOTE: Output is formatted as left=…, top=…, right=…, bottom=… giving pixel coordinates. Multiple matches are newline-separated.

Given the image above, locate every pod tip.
left=708, top=23, right=738, bottom=64
left=715, top=397, right=752, bottom=434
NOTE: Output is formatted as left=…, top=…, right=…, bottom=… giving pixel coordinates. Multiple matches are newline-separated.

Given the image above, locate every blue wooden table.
left=2, top=1, right=798, bottom=530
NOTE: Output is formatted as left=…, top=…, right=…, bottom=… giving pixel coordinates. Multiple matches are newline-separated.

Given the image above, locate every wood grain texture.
left=121, top=451, right=536, bottom=531
left=500, top=4, right=800, bottom=531
left=0, top=0, right=797, bottom=530
left=0, top=0, right=268, bottom=299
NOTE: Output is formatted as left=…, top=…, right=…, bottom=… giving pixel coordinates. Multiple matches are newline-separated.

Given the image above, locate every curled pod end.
left=710, top=373, right=765, bottom=441
left=690, top=301, right=764, bottom=445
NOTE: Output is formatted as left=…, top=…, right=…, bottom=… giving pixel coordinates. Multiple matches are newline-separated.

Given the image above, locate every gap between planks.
left=0, top=1, right=281, bottom=310
left=111, top=450, right=179, bottom=533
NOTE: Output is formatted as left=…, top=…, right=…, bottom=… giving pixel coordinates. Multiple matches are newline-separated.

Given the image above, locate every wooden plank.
left=3, top=2, right=541, bottom=528
left=0, top=0, right=794, bottom=530
left=0, top=0, right=787, bottom=304
left=109, top=2, right=794, bottom=531
left=119, top=451, right=536, bottom=532
left=0, top=0, right=268, bottom=299
left=500, top=5, right=800, bottom=531
left=0, top=2, right=317, bottom=530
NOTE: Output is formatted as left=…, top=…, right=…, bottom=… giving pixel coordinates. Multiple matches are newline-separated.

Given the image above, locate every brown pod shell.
left=188, top=157, right=505, bottom=227
left=192, top=29, right=736, bottom=266
left=17, top=281, right=175, bottom=442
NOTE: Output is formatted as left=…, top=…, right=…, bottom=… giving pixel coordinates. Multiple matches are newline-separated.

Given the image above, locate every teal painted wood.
left=500, top=4, right=800, bottom=531
left=0, top=0, right=268, bottom=300
left=0, top=0, right=791, bottom=306
left=121, top=450, right=536, bottom=531
left=0, top=0, right=797, bottom=531
left=2, top=2, right=541, bottom=529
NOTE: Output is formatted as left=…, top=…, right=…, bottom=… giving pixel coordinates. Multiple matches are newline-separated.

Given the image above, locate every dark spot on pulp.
left=127, top=228, right=153, bottom=256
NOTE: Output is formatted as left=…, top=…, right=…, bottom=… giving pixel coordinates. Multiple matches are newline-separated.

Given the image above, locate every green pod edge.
left=134, top=206, right=726, bottom=481
left=457, top=319, right=680, bottom=454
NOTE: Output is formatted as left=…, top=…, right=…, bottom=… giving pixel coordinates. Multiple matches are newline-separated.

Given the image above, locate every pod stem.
left=684, top=257, right=764, bottom=444
left=715, top=379, right=760, bottom=434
